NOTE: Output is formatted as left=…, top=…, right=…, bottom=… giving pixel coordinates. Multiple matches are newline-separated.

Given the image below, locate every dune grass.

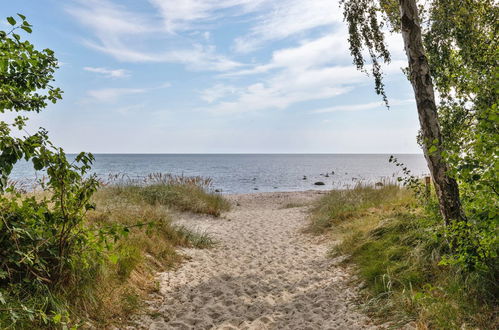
left=306, top=184, right=404, bottom=234
left=101, top=181, right=230, bottom=217
left=308, top=185, right=498, bottom=329
left=0, top=178, right=226, bottom=329
left=71, top=188, right=215, bottom=326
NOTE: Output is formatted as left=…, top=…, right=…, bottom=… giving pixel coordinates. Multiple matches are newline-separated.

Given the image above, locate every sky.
left=2, top=0, right=422, bottom=154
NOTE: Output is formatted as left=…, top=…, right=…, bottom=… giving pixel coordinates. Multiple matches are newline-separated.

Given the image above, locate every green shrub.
left=0, top=152, right=106, bottom=326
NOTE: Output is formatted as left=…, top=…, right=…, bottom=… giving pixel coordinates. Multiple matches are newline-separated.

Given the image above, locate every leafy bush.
left=0, top=155, right=104, bottom=327
left=390, top=156, right=498, bottom=271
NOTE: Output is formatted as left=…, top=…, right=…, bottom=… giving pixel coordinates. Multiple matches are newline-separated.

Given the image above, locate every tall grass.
left=101, top=173, right=230, bottom=217
left=306, top=183, right=404, bottom=234
left=309, top=185, right=498, bottom=329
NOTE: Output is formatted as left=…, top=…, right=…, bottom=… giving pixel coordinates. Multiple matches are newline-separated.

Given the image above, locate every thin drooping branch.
left=341, top=0, right=391, bottom=106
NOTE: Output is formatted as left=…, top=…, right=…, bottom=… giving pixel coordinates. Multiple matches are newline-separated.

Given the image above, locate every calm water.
left=11, top=154, right=429, bottom=194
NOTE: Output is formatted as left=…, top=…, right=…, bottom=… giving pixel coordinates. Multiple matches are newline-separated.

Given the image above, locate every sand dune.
left=134, top=191, right=380, bottom=329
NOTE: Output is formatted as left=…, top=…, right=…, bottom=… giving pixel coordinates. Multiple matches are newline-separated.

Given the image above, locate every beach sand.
left=133, top=191, right=381, bottom=329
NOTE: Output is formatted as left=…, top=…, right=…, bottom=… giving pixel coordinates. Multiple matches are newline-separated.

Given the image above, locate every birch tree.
left=341, top=0, right=471, bottom=224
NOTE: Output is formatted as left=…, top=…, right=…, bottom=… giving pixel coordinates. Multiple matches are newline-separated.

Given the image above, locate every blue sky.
left=2, top=0, right=422, bottom=153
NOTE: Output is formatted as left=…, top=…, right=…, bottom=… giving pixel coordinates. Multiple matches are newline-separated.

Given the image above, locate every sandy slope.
left=134, top=191, right=379, bottom=329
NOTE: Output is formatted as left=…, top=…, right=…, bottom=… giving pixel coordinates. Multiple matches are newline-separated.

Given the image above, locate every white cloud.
left=85, top=40, right=242, bottom=71
left=66, top=0, right=153, bottom=35
left=66, top=0, right=243, bottom=71
left=200, top=84, right=238, bottom=103
left=312, top=98, right=415, bottom=114
left=67, top=0, right=348, bottom=70
left=313, top=101, right=384, bottom=113
left=84, top=81, right=171, bottom=103
left=85, top=88, right=146, bottom=103
left=195, top=0, right=408, bottom=117
left=84, top=66, right=130, bottom=78
left=225, top=32, right=352, bottom=77
left=70, top=0, right=410, bottom=121
left=233, top=0, right=343, bottom=53
left=268, top=33, right=350, bottom=68
left=201, top=39, right=408, bottom=116
left=149, top=0, right=268, bottom=32
left=199, top=64, right=369, bottom=115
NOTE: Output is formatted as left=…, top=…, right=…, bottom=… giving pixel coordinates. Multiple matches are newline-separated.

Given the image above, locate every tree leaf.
left=21, top=26, right=32, bottom=33
left=7, top=16, right=16, bottom=26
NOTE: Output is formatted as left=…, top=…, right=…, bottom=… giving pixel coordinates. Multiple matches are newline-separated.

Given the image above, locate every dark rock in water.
left=314, top=181, right=325, bottom=186
left=303, top=176, right=307, bottom=180
left=273, top=186, right=278, bottom=189
left=215, top=189, right=221, bottom=193
left=375, top=182, right=384, bottom=187
left=253, top=187, right=259, bottom=190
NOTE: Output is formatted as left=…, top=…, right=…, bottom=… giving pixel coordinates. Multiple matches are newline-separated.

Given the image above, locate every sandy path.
left=135, top=191, right=379, bottom=329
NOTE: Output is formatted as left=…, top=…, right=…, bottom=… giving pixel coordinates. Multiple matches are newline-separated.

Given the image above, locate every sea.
left=10, top=154, right=429, bottom=194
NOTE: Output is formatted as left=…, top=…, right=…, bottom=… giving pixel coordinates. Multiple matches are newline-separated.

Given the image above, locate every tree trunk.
left=398, top=0, right=465, bottom=224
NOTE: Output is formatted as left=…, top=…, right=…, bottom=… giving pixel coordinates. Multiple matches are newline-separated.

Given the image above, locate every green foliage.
left=440, top=220, right=497, bottom=272
left=422, top=0, right=499, bottom=272
left=0, top=14, right=63, bottom=189
left=0, top=152, right=102, bottom=327
left=392, top=154, right=498, bottom=271
left=0, top=151, right=98, bottom=285
left=0, top=14, right=62, bottom=114
left=388, top=156, right=427, bottom=197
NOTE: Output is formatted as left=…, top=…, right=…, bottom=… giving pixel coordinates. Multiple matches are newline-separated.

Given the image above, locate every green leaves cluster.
left=0, top=13, right=63, bottom=189
left=0, top=14, right=62, bottom=114
left=422, top=0, right=498, bottom=271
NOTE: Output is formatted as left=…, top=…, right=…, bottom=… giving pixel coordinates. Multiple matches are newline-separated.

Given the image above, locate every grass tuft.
left=100, top=183, right=230, bottom=217
left=306, top=184, right=404, bottom=234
